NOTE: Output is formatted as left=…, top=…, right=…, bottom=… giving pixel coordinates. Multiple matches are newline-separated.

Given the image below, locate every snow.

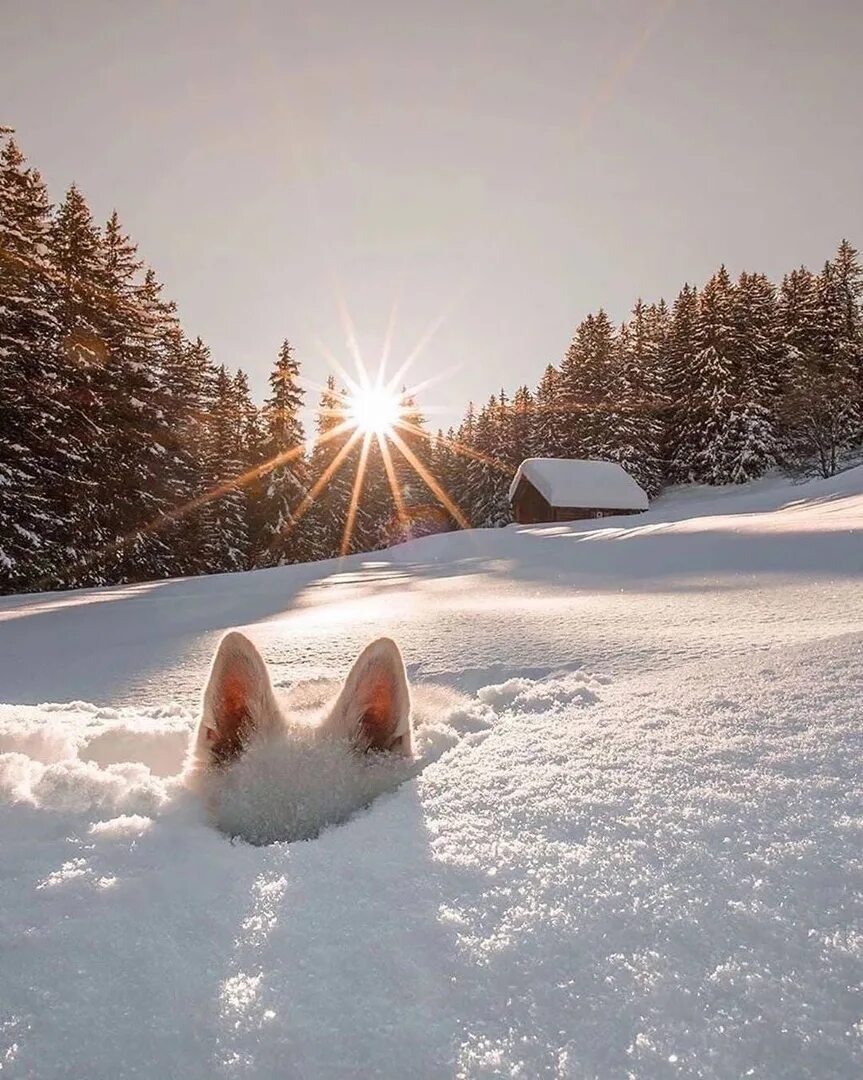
left=1, top=468, right=862, bottom=1077
left=508, top=456, right=649, bottom=510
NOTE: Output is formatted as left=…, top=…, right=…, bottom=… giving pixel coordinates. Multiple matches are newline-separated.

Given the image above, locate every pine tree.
left=384, top=393, right=434, bottom=543
left=424, top=427, right=460, bottom=536
left=778, top=246, right=863, bottom=476
left=678, top=268, right=737, bottom=484
left=612, top=308, right=664, bottom=494
left=200, top=365, right=250, bottom=573
left=256, top=341, right=309, bottom=565
left=0, top=137, right=69, bottom=589
left=350, top=435, right=392, bottom=553
left=510, top=385, right=534, bottom=466
left=163, top=333, right=219, bottom=575
left=442, top=404, right=479, bottom=529
left=721, top=271, right=780, bottom=483
left=663, top=284, right=700, bottom=482
left=466, top=395, right=511, bottom=527
left=92, top=212, right=174, bottom=584
left=48, top=184, right=112, bottom=580
left=820, top=240, right=863, bottom=444
left=558, top=310, right=618, bottom=460
left=305, top=377, right=357, bottom=560
left=533, top=365, right=564, bottom=457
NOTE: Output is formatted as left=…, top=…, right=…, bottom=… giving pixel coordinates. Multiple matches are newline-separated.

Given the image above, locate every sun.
left=346, top=383, right=402, bottom=436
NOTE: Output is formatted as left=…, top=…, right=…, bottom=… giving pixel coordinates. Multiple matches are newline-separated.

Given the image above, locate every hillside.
left=1, top=468, right=861, bottom=1078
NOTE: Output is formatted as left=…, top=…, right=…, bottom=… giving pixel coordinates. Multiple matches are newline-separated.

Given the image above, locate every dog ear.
left=197, top=631, right=279, bottom=765
left=329, top=637, right=412, bottom=755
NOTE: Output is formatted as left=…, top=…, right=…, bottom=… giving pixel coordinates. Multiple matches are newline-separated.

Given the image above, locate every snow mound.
left=0, top=703, right=192, bottom=816
left=477, top=670, right=606, bottom=714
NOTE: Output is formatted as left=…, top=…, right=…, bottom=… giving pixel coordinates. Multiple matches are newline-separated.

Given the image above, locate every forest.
left=2, top=129, right=862, bottom=594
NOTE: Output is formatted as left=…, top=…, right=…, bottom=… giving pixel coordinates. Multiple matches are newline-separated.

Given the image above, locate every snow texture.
left=0, top=468, right=862, bottom=1078
left=508, top=456, right=649, bottom=510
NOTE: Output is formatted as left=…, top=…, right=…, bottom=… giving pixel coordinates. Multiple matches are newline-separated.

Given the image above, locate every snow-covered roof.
left=508, top=457, right=648, bottom=510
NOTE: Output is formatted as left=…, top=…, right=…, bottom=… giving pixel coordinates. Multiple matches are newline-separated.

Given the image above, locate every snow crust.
left=508, top=456, right=649, bottom=510
left=1, top=468, right=862, bottom=1078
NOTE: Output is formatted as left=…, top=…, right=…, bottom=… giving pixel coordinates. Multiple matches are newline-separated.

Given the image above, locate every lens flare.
left=346, top=383, right=402, bottom=436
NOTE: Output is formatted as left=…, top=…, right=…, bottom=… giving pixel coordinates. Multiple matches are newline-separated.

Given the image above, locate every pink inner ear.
left=221, top=674, right=248, bottom=731
left=359, top=678, right=397, bottom=750
left=209, top=672, right=250, bottom=762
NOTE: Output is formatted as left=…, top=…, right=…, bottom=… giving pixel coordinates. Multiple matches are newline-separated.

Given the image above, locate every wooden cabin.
left=508, top=458, right=648, bottom=525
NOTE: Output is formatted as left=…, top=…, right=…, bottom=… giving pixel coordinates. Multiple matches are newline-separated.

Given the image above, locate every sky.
left=3, top=0, right=863, bottom=431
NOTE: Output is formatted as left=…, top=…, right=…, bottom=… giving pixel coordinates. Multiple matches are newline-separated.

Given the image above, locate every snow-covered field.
left=1, top=469, right=861, bottom=1079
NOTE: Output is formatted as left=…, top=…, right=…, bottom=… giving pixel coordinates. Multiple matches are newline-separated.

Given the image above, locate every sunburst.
left=346, top=381, right=403, bottom=436
left=296, top=298, right=495, bottom=557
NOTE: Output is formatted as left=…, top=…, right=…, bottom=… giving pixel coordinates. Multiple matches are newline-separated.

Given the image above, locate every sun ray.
left=377, top=432, right=409, bottom=536
left=340, top=432, right=373, bottom=557
left=394, top=419, right=514, bottom=476
left=383, top=306, right=451, bottom=398
left=393, top=362, right=461, bottom=403
left=577, top=0, right=677, bottom=139
left=387, top=428, right=470, bottom=530
left=332, top=279, right=370, bottom=387
left=309, top=336, right=362, bottom=398
left=379, top=293, right=401, bottom=385
left=278, top=428, right=364, bottom=545
left=36, top=424, right=359, bottom=591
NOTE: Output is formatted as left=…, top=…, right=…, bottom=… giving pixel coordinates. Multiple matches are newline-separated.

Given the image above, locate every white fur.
left=184, top=632, right=414, bottom=843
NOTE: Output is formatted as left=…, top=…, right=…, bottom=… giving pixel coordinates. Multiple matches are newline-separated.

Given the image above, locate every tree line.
left=2, top=129, right=862, bottom=594
left=447, top=246, right=863, bottom=527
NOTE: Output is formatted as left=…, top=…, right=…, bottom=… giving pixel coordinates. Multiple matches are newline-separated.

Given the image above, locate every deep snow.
left=0, top=468, right=861, bottom=1078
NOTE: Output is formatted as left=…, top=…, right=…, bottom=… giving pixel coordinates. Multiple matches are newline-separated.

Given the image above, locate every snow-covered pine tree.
left=491, top=388, right=514, bottom=467
left=200, top=365, right=250, bottom=573
left=720, top=271, right=781, bottom=483
left=532, top=364, right=564, bottom=457
left=162, top=333, right=219, bottom=575
left=558, top=310, right=618, bottom=461
left=233, top=368, right=264, bottom=499
left=679, top=268, right=737, bottom=484
left=778, top=246, right=863, bottom=476
left=234, top=370, right=265, bottom=474
left=465, top=395, right=511, bottom=528
left=347, top=435, right=389, bottom=553
left=423, top=427, right=460, bottom=535
left=510, top=385, right=534, bottom=466
left=432, top=418, right=467, bottom=532
left=662, top=284, right=700, bottom=483
left=643, top=299, right=672, bottom=472
left=442, top=402, right=476, bottom=527
left=0, top=136, right=70, bottom=591
left=558, top=322, right=592, bottom=459
left=48, top=183, right=115, bottom=582
left=91, top=212, right=175, bottom=584
left=254, top=341, right=309, bottom=566
left=386, top=393, right=435, bottom=542
left=821, top=240, right=863, bottom=446
left=304, top=377, right=358, bottom=560
left=611, top=302, right=664, bottom=494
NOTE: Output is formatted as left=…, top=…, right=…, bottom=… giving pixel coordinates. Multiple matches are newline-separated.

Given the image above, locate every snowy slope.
left=1, top=469, right=861, bottom=1078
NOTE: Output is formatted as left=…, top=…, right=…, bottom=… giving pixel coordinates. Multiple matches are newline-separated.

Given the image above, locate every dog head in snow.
left=184, top=631, right=413, bottom=843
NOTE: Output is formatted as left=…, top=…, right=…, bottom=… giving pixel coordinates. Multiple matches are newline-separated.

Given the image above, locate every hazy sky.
left=3, top=1, right=863, bottom=429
